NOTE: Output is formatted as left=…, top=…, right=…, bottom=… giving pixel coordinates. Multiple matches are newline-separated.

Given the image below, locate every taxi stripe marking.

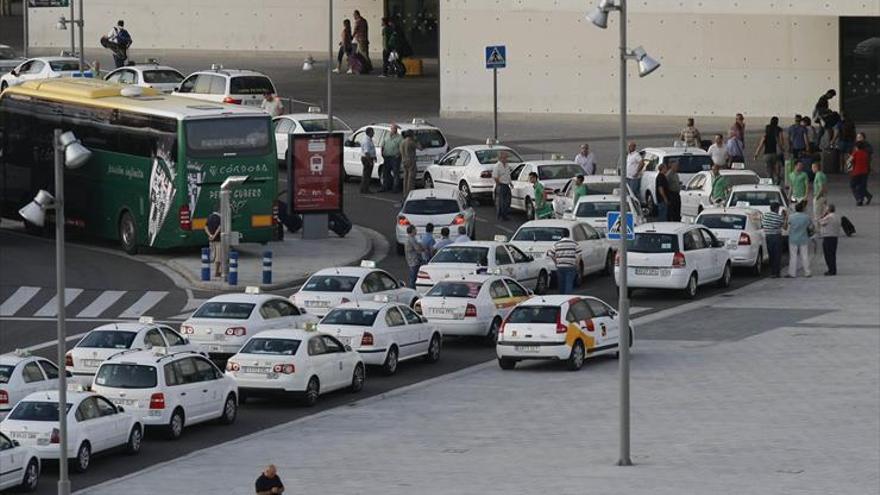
left=33, top=288, right=84, bottom=317
left=0, top=286, right=40, bottom=316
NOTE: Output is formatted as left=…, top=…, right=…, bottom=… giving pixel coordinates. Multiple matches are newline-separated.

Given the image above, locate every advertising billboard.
left=290, top=133, right=343, bottom=213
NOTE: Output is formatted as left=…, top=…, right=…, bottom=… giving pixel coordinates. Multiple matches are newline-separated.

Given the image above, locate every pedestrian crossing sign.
left=485, top=45, right=506, bottom=69
left=606, top=211, right=634, bottom=241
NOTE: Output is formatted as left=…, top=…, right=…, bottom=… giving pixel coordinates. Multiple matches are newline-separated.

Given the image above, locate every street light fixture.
left=54, top=0, right=86, bottom=75
left=219, top=175, right=249, bottom=280
left=584, top=0, right=660, bottom=468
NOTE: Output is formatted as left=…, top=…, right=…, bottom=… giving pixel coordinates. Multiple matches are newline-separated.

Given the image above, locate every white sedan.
left=508, top=161, right=586, bottom=218
left=292, top=261, right=420, bottom=317
left=552, top=174, right=639, bottom=218
left=696, top=207, right=767, bottom=274
left=0, top=57, right=92, bottom=91
left=226, top=329, right=364, bottom=406
left=395, top=188, right=475, bottom=254
left=0, top=391, right=142, bottom=473
left=182, top=288, right=317, bottom=360
left=418, top=240, right=551, bottom=295
left=680, top=168, right=760, bottom=220
left=317, top=301, right=441, bottom=375
left=725, top=183, right=790, bottom=215
left=415, top=275, right=532, bottom=344
left=103, top=63, right=184, bottom=93
left=273, top=111, right=354, bottom=162
left=0, top=431, right=40, bottom=492
left=509, top=219, right=615, bottom=283
left=342, top=119, right=449, bottom=183
left=573, top=194, right=645, bottom=234
left=423, top=144, right=523, bottom=205
left=0, top=352, right=61, bottom=417
left=615, top=222, right=732, bottom=299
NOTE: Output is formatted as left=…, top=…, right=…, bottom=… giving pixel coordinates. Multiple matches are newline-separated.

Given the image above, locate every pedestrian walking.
left=333, top=19, right=354, bottom=73
left=571, top=175, right=588, bottom=212
left=352, top=10, right=372, bottom=72
left=725, top=129, right=745, bottom=165
left=818, top=204, right=840, bottom=276
left=360, top=127, right=377, bottom=193
left=434, top=227, right=453, bottom=252
left=707, top=134, right=729, bottom=168
left=255, top=464, right=284, bottom=495
left=838, top=113, right=856, bottom=164
left=400, top=130, right=419, bottom=197
left=625, top=141, right=643, bottom=198
left=261, top=93, right=284, bottom=117
left=812, top=89, right=836, bottom=147
left=420, top=223, right=436, bottom=262
left=404, top=225, right=425, bottom=288
left=812, top=162, right=828, bottom=219
left=762, top=202, right=786, bottom=278
left=454, top=225, right=471, bottom=243
left=205, top=210, right=222, bottom=278
left=822, top=110, right=842, bottom=149
left=789, top=115, right=811, bottom=159
left=855, top=132, right=873, bottom=160
left=730, top=113, right=745, bottom=148
left=654, top=163, right=670, bottom=221
left=528, top=172, right=554, bottom=219
left=381, top=124, right=403, bottom=192
left=574, top=143, right=596, bottom=175
left=679, top=118, right=702, bottom=148
left=493, top=151, right=513, bottom=221
left=665, top=160, right=682, bottom=222
left=849, top=140, right=872, bottom=206
left=754, top=116, right=785, bottom=185
left=789, top=160, right=810, bottom=205
left=103, top=20, right=133, bottom=68
left=787, top=201, right=813, bottom=278
left=709, top=163, right=729, bottom=205
left=547, top=236, right=582, bottom=294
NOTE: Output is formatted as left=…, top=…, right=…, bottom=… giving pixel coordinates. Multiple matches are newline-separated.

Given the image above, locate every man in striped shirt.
left=547, top=237, right=582, bottom=294
left=762, top=202, right=787, bottom=278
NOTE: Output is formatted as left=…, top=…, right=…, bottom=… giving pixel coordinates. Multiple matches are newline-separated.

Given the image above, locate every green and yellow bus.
left=0, top=78, right=278, bottom=253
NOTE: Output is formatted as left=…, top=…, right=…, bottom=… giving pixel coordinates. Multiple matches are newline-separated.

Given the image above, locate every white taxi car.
left=573, top=193, right=645, bottom=234
left=616, top=222, right=732, bottom=299
left=318, top=300, right=441, bottom=376
left=510, top=219, right=615, bottom=283
left=637, top=147, right=713, bottom=212
left=293, top=261, right=420, bottom=317
left=0, top=390, right=142, bottom=473
left=0, top=431, right=40, bottom=492
left=496, top=295, right=633, bottom=370
left=423, top=143, right=524, bottom=205
left=175, top=67, right=276, bottom=106
left=0, top=57, right=92, bottom=91
left=680, top=167, right=760, bottom=220
left=395, top=188, right=475, bottom=254
left=226, top=328, right=364, bottom=406
left=343, top=119, right=449, bottom=183
left=66, top=318, right=200, bottom=385
left=273, top=110, right=353, bottom=162
left=418, top=240, right=551, bottom=295
left=508, top=160, right=586, bottom=218
left=182, top=288, right=317, bottom=360
left=103, top=62, right=184, bottom=93
left=92, top=350, right=238, bottom=440
left=552, top=173, right=639, bottom=218
left=696, top=207, right=767, bottom=274
left=725, top=183, right=790, bottom=214
left=415, top=275, right=532, bottom=345
left=0, top=352, right=61, bottom=417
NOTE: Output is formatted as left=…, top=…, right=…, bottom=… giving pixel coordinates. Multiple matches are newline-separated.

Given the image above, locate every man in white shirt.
left=625, top=141, right=643, bottom=199
left=707, top=134, right=729, bottom=168
left=360, top=127, right=377, bottom=194
left=574, top=143, right=596, bottom=175
left=453, top=225, right=471, bottom=243
left=261, top=93, right=284, bottom=117
left=492, top=151, right=513, bottom=220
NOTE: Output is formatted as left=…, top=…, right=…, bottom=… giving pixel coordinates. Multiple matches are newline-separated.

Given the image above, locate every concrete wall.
left=440, top=0, right=880, bottom=118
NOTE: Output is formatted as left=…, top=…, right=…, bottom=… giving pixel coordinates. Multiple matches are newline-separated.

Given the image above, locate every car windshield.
left=425, top=282, right=482, bottom=298
left=410, top=129, right=446, bottom=148
left=0, top=364, right=13, bottom=383
left=8, top=401, right=72, bottom=421
left=474, top=149, right=523, bottom=164
left=629, top=233, right=680, bottom=253
left=240, top=338, right=301, bottom=355
left=229, top=76, right=275, bottom=95
left=729, top=191, right=780, bottom=206
left=78, top=331, right=137, bottom=349
left=185, top=117, right=271, bottom=157
left=431, top=246, right=489, bottom=265
left=583, top=182, right=619, bottom=195
left=576, top=201, right=620, bottom=217
left=298, top=118, right=352, bottom=132
left=143, top=70, right=183, bottom=84
left=724, top=174, right=760, bottom=187
left=49, top=60, right=80, bottom=71
left=0, top=47, right=16, bottom=59
left=403, top=199, right=460, bottom=215
left=94, top=364, right=157, bottom=389
left=192, top=302, right=255, bottom=319
left=697, top=214, right=747, bottom=230
left=322, top=308, right=379, bottom=326
left=507, top=306, right=559, bottom=324
left=665, top=155, right=713, bottom=173
left=512, top=227, right=570, bottom=242
left=302, top=275, right=359, bottom=292
left=537, top=164, right=583, bottom=181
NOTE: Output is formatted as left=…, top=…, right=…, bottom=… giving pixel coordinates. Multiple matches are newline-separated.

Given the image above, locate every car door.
left=306, top=336, right=334, bottom=389
left=398, top=305, right=429, bottom=355
left=586, top=298, right=619, bottom=350
left=94, top=396, right=128, bottom=448
left=344, top=130, right=367, bottom=177
left=375, top=271, right=407, bottom=303
left=683, top=229, right=710, bottom=282
left=579, top=224, right=605, bottom=272
left=18, top=361, right=47, bottom=400
left=144, top=328, right=166, bottom=349
left=494, top=245, right=516, bottom=279
left=448, top=150, right=471, bottom=186
left=699, top=228, right=725, bottom=280
left=37, top=359, right=61, bottom=393
left=159, top=326, right=191, bottom=351
left=567, top=299, right=599, bottom=348
left=319, top=335, right=349, bottom=389
left=170, top=358, right=204, bottom=422
left=554, top=179, right=574, bottom=217
left=509, top=164, right=530, bottom=208
left=21, top=60, right=46, bottom=83
left=192, top=357, right=223, bottom=419
left=681, top=173, right=707, bottom=219
left=505, top=245, right=538, bottom=286
left=75, top=397, right=110, bottom=451
left=383, top=306, right=413, bottom=358
left=273, top=118, right=294, bottom=161
left=433, top=150, right=459, bottom=186
left=0, top=433, right=20, bottom=488
left=177, top=73, right=198, bottom=94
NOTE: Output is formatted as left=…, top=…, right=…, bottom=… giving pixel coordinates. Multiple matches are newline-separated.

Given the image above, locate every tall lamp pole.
left=585, top=0, right=660, bottom=467
left=56, top=0, right=86, bottom=73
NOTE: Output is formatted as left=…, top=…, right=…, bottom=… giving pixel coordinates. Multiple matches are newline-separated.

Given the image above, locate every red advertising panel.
left=291, top=133, right=343, bottom=213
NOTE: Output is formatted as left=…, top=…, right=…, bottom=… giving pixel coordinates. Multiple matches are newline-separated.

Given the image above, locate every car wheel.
left=753, top=249, right=763, bottom=275
left=381, top=346, right=399, bottom=375
left=301, top=376, right=320, bottom=406
left=350, top=364, right=365, bottom=392
left=684, top=273, right=698, bottom=299
left=118, top=211, right=138, bottom=255
left=166, top=408, right=185, bottom=440
left=718, top=262, right=732, bottom=288
left=566, top=340, right=585, bottom=371
left=0, top=81, right=8, bottom=92
left=72, top=442, right=90, bottom=473
left=459, top=182, right=472, bottom=206
left=603, top=250, right=615, bottom=276
left=424, top=174, right=434, bottom=189
left=20, top=458, right=39, bottom=492
left=525, top=198, right=535, bottom=220
left=125, top=425, right=142, bottom=454
left=535, top=270, right=549, bottom=295
left=219, top=393, right=237, bottom=424
left=484, top=318, right=501, bottom=346
left=424, top=333, right=441, bottom=363
left=498, top=357, right=517, bottom=370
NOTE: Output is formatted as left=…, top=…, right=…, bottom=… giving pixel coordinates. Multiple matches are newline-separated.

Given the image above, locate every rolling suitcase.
left=349, top=52, right=366, bottom=74
left=841, top=216, right=855, bottom=237
left=328, top=212, right=352, bottom=237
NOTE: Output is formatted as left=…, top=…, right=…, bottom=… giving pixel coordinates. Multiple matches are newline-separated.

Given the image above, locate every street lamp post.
left=219, top=176, right=249, bottom=281
left=56, top=0, right=86, bottom=73
left=585, top=0, right=660, bottom=467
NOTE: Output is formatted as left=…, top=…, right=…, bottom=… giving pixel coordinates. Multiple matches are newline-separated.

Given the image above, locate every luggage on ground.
left=328, top=212, right=352, bottom=237
left=841, top=216, right=856, bottom=237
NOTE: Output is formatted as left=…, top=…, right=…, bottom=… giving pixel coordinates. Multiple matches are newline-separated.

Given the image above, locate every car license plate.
left=634, top=268, right=659, bottom=276
left=112, top=398, right=138, bottom=406
left=307, top=300, right=330, bottom=308
left=429, top=307, right=459, bottom=319
left=242, top=366, right=271, bottom=374
left=81, top=359, right=103, bottom=368
left=11, top=431, right=37, bottom=439
left=515, top=345, right=539, bottom=353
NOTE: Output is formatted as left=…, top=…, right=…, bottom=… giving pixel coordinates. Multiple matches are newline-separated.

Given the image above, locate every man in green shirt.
left=571, top=175, right=588, bottom=211
left=811, top=161, right=827, bottom=218
left=789, top=160, right=810, bottom=205
left=710, top=164, right=729, bottom=204
left=529, top=172, right=554, bottom=219
left=382, top=124, right=403, bottom=192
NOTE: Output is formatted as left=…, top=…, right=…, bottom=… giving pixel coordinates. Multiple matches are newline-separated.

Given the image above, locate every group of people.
left=358, top=125, right=421, bottom=196
left=403, top=224, right=471, bottom=288
left=334, top=11, right=412, bottom=76
left=761, top=199, right=841, bottom=279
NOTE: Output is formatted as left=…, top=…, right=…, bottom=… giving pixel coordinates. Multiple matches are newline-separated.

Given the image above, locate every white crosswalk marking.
left=33, top=288, right=84, bottom=317
left=77, top=290, right=127, bottom=318
left=630, top=306, right=651, bottom=316
left=119, top=291, right=169, bottom=318
left=0, top=286, right=40, bottom=316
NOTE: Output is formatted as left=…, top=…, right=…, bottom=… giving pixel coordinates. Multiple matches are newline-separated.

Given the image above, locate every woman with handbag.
left=849, top=141, right=872, bottom=206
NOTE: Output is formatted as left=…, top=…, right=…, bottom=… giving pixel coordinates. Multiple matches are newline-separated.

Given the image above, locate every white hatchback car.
left=226, top=328, right=364, bottom=406
left=92, top=350, right=238, bottom=440
left=292, top=262, right=420, bottom=317
left=423, top=144, right=524, bottom=205
left=175, top=68, right=277, bottom=107
left=415, top=275, right=532, bottom=344
left=0, top=352, right=61, bottom=417
left=0, top=431, right=40, bottom=492
left=615, top=222, right=732, bottom=299
left=508, top=161, right=586, bottom=218
left=395, top=188, right=476, bottom=254
left=318, top=301, right=441, bottom=376
left=0, top=391, right=142, bottom=473
left=637, top=147, right=713, bottom=212
left=496, top=295, right=633, bottom=370
left=573, top=194, right=645, bottom=234
left=725, top=184, right=790, bottom=215
left=696, top=207, right=767, bottom=274
left=0, top=57, right=92, bottom=91
left=552, top=174, right=639, bottom=218
left=104, top=63, right=184, bottom=93
left=509, top=219, right=615, bottom=283
left=343, top=119, right=449, bottom=183
left=680, top=168, right=760, bottom=220
left=273, top=111, right=353, bottom=162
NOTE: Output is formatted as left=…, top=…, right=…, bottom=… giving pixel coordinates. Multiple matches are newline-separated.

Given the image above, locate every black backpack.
left=840, top=216, right=855, bottom=237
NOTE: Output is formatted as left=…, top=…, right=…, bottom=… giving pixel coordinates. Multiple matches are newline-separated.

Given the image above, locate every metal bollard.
left=201, top=247, right=211, bottom=281
left=228, top=251, right=239, bottom=286
left=262, top=251, right=272, bottom=285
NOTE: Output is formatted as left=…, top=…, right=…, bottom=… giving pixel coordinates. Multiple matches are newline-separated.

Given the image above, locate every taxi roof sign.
left=138, top=316, right=154, bottom=324
left=603, top=168, right=619, bottom=176
left=730, top=162, right=746, bottom=170
left=245, top=286, right=261, bottom=294
left=307, top=106, right=322, bottom=113
left=735, top=201, right=751, bottom=208
left=758, top=178, right=774, bottom=185
left=360, top=260, right=377, bottom=268
left=493, top=235, right=508, bottom=243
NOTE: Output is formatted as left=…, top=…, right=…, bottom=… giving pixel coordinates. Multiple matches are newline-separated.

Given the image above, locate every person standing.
left=818, top=204, right=840, bottom=276
left=574, top=143, right=596, bottom=175
left=679, top=118, right=702, bottom=148
left=205, top=210, right=222, bottom=278
left=654, top=163, right=670, bottom=221
left=400, top=131, right=419, bottom=197
left=838, top=113, right=857, bottom=165
left=352, top=10, right=372, bottom=72
left=547, top=236, right=582, bottom=294
left=625, top=141, right=643, bottom=199
left=787, top=201, right=812, bottom=278
left=812, top=162, right=828, bottom=219
left=850, top=140, right=872, bottom=206
left=707, top=134, right=729, bottom=168
left=255, top=465, right=284, bottom=495
left=261, top=93, right=284, bottom=117
left=762, top=202, right=786, bottom=278
left=725, top=129, right=745, bottom=165
left=434, top=227, right=453, bottom=252
left=529, top=172, right=553, bottom=219
left=404, top=225, right=425, bottom=288
left=360, top=127, right=377, bottom=194
left=381, top=124, right=403, bottom=192
left=333, top=19, right=353, bottom=73
left=789, top=161, right=810, bottom=205
left=753, top=116, right=785, bottom=185
left=789, top=116, right=810, bottom=159
left=855, top=132, right=873, bottom=159
left=730, top=113, right=745, bottom=148
left=420, top=223, right=436, bottom=262
left=665, top=160, right=682, bottom=222
left=709, top=163, right=729, bottom=205
left=106, top=20, right=132, bottom=68
left=493, top=151, right=513, bottom=221
left=571, top=175, right=588, bottom=211
left=454, top=225, right=471, bottom=243
left=813, top=89, right=836, bottom=147
left=380, top=17, right=393, bottom=77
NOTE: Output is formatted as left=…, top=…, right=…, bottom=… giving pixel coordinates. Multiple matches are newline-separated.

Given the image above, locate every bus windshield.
left=185, top=117, right=271, bottom=157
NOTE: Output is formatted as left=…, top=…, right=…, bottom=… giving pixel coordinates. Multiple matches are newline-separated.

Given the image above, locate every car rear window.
left=8, top=401, right=72, bottom=421
left=49, top=60, right=80, bottom=71
left=240, top=338, right=301, bottom=355
left=0, top=365, right=13, bottom=383
left=78, top=331, right=137, bottom=349
left=725, top=174, right=760, bottom=187
left=576, top=201, right=620, bottom=217
left=322, top=308, right=379, bottom=326
left=426, top=282, right=482, bottom=298
left=729, top=191, right=780, bottom=206
left=403, top=199, right=460, bottom=215
left=512, top=227, right=570, bottom=242
left=193, top=302, right=255, bottom=319
left=474, top=149, right=523, bottom=164
left=629, top=233, right=680, bottom=253
left=507, top=306, right=559, bottom=324
left=298, top=118, right=352, bottom=133
left=229, top=76, right=275, bottom=95
left=665, top=155, right=713, bottom=174
left=94, top=364, right=158, bottom=389
left=302, top=275, right=359, bottom=292
left=537, top=164, right=584, bottom=180
left=583, top=183, right=619, bottom=195
left=143, top=70, right=183, bottom=84
left=185, top=116, right=271, bottom=157
left=697, top=214, right=747, bottom=230
left=412, top=129, right=446, bottom=148
left=431, top=246, right=489, bottom=265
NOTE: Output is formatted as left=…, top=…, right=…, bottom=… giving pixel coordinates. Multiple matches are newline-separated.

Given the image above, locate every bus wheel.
left=119, top=211, right=139, bottom=255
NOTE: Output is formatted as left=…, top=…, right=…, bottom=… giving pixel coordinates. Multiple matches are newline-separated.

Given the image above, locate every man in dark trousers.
left=205, top=210, right=222, bottom=278
left=360, top=127, right=377, bottom=194
left=105, top=20, right=132, bottom=68
left=255, top=464, right=284, bottom=495
left=761, top=201, right=787, bottom=278
left=818, top=204, right=840, bottom=276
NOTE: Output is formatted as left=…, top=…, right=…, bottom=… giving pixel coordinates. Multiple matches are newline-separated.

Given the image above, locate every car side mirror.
left=344, top=140, right=355, bottom=147
left=12, top=440, right=20, bottom=447
left=713, top=240, right=724, bottom=248
left=116, top=405, right=125, bottom=413
left=398, top=279, right=406, bottom=287
left=344, top=345, right=353, bottom=352
left=420, top=316, right=428, bottom=323
left=526, top=289, right=534, bottom=296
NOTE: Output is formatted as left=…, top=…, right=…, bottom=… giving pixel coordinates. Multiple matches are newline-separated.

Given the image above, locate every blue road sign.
left=606, top=211, right=635, bottom=241
left=485, top=45, right=506, bottom=69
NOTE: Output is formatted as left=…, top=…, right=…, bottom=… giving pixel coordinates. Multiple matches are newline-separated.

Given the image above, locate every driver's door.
left=273, top=118, right=294, bottom=162
left=509, top=164, right=530, bottom=209
left=505, top=245, right=536, bottom=285
left=344, top=131, right=366, bottom=178
left=680, top=173, right=707, bottom=219
left=433, top=150, right=459, bottom=187
left=447, top=151, right=471, bottom=186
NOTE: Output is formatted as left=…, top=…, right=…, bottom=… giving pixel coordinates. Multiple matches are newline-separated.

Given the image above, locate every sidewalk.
left=78, top=177, right=879, bottom=495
